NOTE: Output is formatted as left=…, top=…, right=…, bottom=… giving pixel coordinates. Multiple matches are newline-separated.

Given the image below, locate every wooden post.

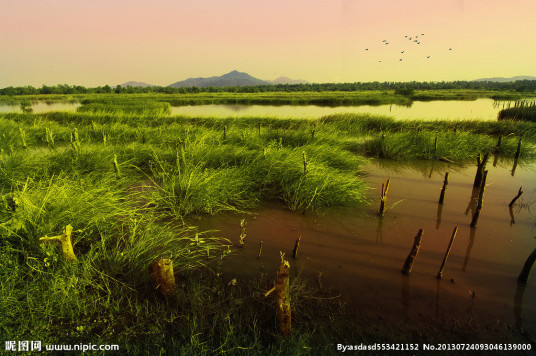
left=518, top=248, right=536, bottom=283
left=470, top=170, right=488, bottom=227
left=265, top=253, right=291, bottom=336
left=238, top=219, right=246, bottom=247
left=436, top=226, right=458, bottom=279
left=39, top=225, right=77, bottom=262
left=378, top=178, right=390, bottom=216
left=509, top=186, right=523, bottom=207
left=257, top=241, right=263, bottom=259
left=151, top=258, right=176, bottom=297
left=473, top=153, right=489, bottom=188
left=438, top=172, right=449, bottom=204
left=292, top=236, right=301, bottom=259
left=401, top=229, right=424, bottom=275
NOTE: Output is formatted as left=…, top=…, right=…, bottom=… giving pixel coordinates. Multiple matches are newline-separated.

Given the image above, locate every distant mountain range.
left=120, top=71, right=309, bottom=88
left=120, top=81, right=156, bottom=87
left=473, top=76, right=536, bottom=82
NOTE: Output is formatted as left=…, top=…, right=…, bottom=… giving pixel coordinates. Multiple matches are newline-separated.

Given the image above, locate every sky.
left=1, top=0, right=535, bottom=87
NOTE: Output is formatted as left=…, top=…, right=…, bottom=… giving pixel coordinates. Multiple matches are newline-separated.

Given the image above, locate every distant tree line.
left=1, top=80, right=536, bottom=96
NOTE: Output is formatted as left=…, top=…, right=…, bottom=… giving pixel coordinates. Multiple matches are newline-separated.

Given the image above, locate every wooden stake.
left=265, top=253, right=291, bottom=336
left=151, top=258, right=176, bottom=297
left=39, top=225, right=77, bottom=262
left=436, top=226, right=458, bottom=279
left=292, top=236, right=301, bottom=259
left=508, top=186, right=523, bottom=207
left=470, top=170, right=488, bottom=227
left=438, top=172, right=449, bottom=204
left=257, top=241, right=263, bottom=259
left=402, top=229, right=424, bottom=275
left=473, top=153, right=489, bottom=188
left=238, top=219, right=247, bottom=247
left=378, top=178, right=390, bottom=216
left=518, top=248, right=536, bottom=283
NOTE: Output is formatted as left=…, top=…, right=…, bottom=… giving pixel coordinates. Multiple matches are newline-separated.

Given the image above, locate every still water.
left=0, top=102, right=80, bottom=113
left=189, top=158, right=536, bottom=339
left=0, top=98, right=513, bottom=121
left=170, top=99, right=507, bottom=120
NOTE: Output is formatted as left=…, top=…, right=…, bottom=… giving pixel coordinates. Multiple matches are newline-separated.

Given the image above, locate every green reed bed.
left=2, top=106, right=536, bottom=354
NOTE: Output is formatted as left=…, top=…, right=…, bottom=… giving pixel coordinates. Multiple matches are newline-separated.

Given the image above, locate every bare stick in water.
left=509, top=186, right=523, bottom=207
left=436, top=226, right=458, bottom=279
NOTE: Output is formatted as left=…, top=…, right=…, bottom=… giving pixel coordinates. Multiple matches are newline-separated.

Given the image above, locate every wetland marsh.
left=1, top=91, right=535, bottom=354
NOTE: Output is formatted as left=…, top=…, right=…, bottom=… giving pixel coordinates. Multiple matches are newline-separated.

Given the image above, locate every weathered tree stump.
left=265, top=253, right=291, bottom=336
left=151, top=258, right=176, bottom=297
left=39, top=225, right=77, bottom=262
left=378, top=178, right=390, bottom=216
left=438, top=172, right=449, bottom=204
left=402, top=229, right=424, bottom=275
left=473, top=153, right=489, bottom=188
left=470, top=170, right=488, bottom=227
left=292, top=236, right=301, bottom=259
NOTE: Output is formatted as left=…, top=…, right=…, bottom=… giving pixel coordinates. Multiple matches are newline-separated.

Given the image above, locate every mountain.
left=120, top=81, right=156, bottom=87
left=169, top=70, right=269, bottom=88
left=269, top=76, right=309, bottom=85
left=473, top=76, right=536, bottom=82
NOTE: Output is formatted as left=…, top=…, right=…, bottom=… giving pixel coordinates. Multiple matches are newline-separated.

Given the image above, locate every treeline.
left=2, top=80, right=536, bottom=96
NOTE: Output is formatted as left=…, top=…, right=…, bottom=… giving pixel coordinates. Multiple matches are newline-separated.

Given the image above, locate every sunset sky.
left=1, top=0, right=535, bottom=87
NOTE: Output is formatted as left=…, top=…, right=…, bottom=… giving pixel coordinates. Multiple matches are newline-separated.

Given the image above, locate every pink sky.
left=1, top=0, right=535, bottom=87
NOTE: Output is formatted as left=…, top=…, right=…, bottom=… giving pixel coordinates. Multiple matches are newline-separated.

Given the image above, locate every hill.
left=473, top=76, right=536, bottom=82
left=169, top=70, right=269, bottom=88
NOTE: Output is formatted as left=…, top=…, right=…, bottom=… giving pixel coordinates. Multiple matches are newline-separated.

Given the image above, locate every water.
left=170, top=99, right=507, bottom=121
left=0, top=98, right=510, bottom=121
left=0, top=101, right=80, bottom=113
left=189, top=159, right=536, bottom=339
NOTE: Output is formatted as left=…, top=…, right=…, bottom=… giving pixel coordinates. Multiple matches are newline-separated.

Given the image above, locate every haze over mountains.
left=472, top=76, right=536, bottom=82
left=121, top=72, right=536, bottom=88
left=121, top=71, right=308, bottom=88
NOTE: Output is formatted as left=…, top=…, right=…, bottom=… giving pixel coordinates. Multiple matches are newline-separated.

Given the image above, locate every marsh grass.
left=2, top=97, right=536, bottom=354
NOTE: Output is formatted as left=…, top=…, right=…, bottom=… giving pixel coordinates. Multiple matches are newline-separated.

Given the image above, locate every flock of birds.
left=364, top=33, right=453, bottom=63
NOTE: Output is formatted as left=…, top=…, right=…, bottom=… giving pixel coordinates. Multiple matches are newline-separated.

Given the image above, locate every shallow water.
left=0, top=101, right=80, bottom=113
left=189, top=158, right=536, bottom=339
left=171, top=99, right=509, bottom=121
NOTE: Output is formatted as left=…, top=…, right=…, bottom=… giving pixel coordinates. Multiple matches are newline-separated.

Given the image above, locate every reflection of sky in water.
left=0, top=99, right=517, bottom=121
left=170, top=99, right=508, bottom=121
left=0, top=102, right=80, bottom=113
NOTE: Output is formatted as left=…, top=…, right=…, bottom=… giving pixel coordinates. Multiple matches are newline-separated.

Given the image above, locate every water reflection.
left=464, top=187, right=480, bottom=216
left=462, top=227, right=477, bottom=272
left=169, top=99, right=505, bottom=121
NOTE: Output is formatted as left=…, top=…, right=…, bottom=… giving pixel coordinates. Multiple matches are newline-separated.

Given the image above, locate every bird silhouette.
left=449, top=48, right=453, bottom=50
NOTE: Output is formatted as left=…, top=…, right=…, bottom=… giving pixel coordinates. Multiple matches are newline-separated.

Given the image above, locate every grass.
left=1, top=96, right=536, bottom=354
